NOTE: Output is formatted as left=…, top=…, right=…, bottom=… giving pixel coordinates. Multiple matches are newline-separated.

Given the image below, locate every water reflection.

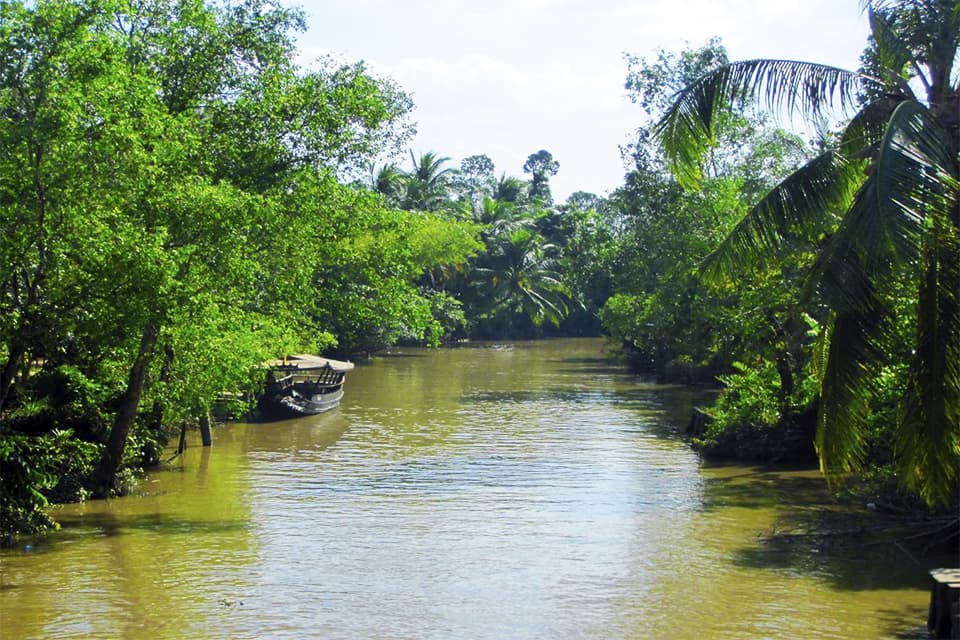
left=0, top=338, right=938, bottom=639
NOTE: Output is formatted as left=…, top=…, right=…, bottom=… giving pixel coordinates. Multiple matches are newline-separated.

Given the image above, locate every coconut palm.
left=369, top=162, right=406, bottom=205
left=494, top=173, right=529, bottom=204
left=403, top=150, right=455, bottom=211
left=473, top=226, right=571, bottom=327
left=655, top=0, right=959, bottom=506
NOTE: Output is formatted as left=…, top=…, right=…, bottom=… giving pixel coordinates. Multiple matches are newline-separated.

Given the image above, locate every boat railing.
left=313, top=367, right=346, bottom=386
left=272, top=367, right=344, bottom=390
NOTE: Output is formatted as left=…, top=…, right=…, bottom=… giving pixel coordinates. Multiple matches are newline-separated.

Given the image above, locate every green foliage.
left=44, top=432, right=101, bottom=503
left=693, top=358, right=819, bottom=463
left=552, top=197, right=614, bottom=335
left=0, top=430, right=102, bottom=544
left=602, top=38, right=817, bottom=387
left=522, top=149, right=559, bottom=205
left=656, top=0, right=960, bottom=506
left=452, top=154, right=497, bottom=205
left=710, top=361, right=786, bottom=433
left=601, top=171, right=801, bottom=380
left=0, top=434, right=57, bottom=541
left=416, top=291, right=467, bottom=345
left=0, top=0, right=479, bottom=517
left=624, top=37, right=730, bottom=117
left=470, top=224, right=572, bottom=332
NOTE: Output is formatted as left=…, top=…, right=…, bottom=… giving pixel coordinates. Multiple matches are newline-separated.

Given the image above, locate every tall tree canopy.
left=656, top=0, right=959, bottom=506
left=0, top=0, right=479, bottom=508
left=522, top=149, right=559, bottom=205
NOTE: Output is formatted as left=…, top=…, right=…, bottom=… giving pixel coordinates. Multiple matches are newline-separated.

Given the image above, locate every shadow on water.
left=700, top=465, right=949, bottom=599
left=699, top=464, right=826, bottom=511
left=879, top=605, right=932, bottom=640
left=731, top=514, right=950, bottom=590
left=55, top=512, right=248, bottom=538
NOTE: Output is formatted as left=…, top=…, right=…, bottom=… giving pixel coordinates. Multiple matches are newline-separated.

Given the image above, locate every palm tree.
left=403, top=150, right=455, bottom=211
left=655, top=0, right=959, bottom=506
left=473, top=195, right=525, bottom=234
left=494, top=173, right=528, bottom=204
left=473, top=226, right=571, bottom=328
left=369, top=162, right=406, bottom=205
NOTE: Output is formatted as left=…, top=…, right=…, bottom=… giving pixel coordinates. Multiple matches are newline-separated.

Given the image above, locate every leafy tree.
left=1, top=0, right=105, bottom=411
left=624, top=37, right=730, bottom=117
left=554, top=193, right=614, bottom=335
left=453, top=154, right=497, bottom=205
left=603, top=39, right=811, bottom=384
left=655, top=0, right=960, bottom=506
left=564, top=191, right=603, bottom=213
left=522, top=149, right=559, bottom=204
left=600, top=173, right=758, bottom=379
left=305, top=177, right=481, bottom=354
left=0, top=0, right=470, bottom=516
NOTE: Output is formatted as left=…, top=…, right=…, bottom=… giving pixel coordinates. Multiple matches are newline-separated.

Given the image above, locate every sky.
left=295, top=1, right=871, bottom=202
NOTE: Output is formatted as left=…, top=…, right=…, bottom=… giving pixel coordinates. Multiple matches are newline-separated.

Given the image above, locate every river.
left=0, top=338, right=940, bottom=639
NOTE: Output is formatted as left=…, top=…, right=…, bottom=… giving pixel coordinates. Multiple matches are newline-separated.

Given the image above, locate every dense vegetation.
left=1, top=0, right=956, bottom=543
left=654, top=0, right=959, bottom=511
left=0, top=0, right=483, bottom=539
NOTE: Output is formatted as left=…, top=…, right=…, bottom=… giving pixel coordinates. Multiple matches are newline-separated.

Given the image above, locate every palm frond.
left=839, top=95, right=901, bottom=158
left=808, top=84, right=960, bottom=505
left=867, top=4, right=927, bottom=96
left=809, top=312, right=831, bottom=390
left=863, top=0, right=960, bottom=101
left=523, top=285, right=569, bottom=326
left=811, top=100, right=958, bottom=307
left=814, top=312, right=870, bottom=480
left=805, top=171, right=892, bottom=317
left=897, top=211, right=960, bottom=507
left=815, top=302, right=893, bottom=483
left=872, top=100, right=958, bottom=265
left=700, top=150, right=860, bottom=282
left=655, top=59, right=866, bottom=188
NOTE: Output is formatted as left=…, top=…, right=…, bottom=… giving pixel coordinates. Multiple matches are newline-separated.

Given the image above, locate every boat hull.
left=257, top=354, right=353, bottom=420
left=258, top=385, right=345, bottom=418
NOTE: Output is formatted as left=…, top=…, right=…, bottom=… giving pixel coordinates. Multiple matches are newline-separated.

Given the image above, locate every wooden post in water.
left=927, top=568, right=960, bottom=638
left=177, top=421, right=187, bottom=454
left=199, top=414, right=212, bottom=447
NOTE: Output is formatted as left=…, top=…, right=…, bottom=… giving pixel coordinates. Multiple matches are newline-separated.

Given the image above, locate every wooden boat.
left=259, top=354, right=354, bottom=418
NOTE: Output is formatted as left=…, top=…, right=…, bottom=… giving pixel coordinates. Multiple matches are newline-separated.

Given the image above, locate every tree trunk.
left=776, top=350, right=795, bottom=412
left=92, top=319, right=160, bottom=494
left=0, top=341, right=26, bottom=413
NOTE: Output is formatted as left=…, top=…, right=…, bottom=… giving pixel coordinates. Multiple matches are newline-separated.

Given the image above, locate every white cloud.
left=297, top=0, right=871, bottom=201
left=367, top=52, right=634, bottom=196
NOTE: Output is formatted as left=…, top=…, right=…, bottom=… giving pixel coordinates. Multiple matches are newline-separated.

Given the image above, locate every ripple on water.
left=0, top=339, right=936, bottom=640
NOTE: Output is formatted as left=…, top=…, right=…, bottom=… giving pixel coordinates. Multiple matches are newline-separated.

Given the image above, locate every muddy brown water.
left=0, top=339, right=941, bottom=639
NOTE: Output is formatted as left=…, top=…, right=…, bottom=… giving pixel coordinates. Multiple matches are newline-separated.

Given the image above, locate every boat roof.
left=264, top=354, right=355, bottom=371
